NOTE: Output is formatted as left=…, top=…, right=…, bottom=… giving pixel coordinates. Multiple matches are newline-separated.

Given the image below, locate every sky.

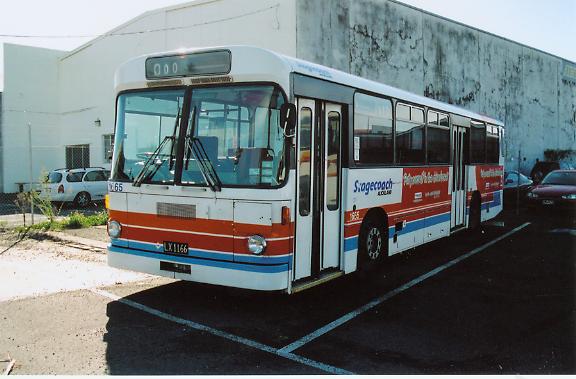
left=0, top=0, right=575, bottom=91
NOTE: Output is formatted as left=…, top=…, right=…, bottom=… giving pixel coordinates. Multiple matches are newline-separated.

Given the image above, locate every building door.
left=451, top=126, right=468, bottom=229
left=294, top=98, right=342, bottom=281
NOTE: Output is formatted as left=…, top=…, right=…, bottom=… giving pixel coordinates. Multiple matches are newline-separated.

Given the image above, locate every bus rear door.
left=451, top=116, right=469, bottom=229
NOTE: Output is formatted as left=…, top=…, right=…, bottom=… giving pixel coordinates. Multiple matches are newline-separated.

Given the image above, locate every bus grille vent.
left=157, top=203, right=196, bottom=219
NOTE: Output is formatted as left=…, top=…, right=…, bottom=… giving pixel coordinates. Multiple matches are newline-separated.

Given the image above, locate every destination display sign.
left=145, top=50, right=231, bottom=79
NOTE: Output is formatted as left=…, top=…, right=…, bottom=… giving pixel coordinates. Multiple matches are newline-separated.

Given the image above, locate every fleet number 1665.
left=108, top=182, right=124, bottom=192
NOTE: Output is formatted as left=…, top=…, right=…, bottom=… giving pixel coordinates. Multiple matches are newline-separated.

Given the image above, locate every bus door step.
left=291, top=270, right=344, bottom=294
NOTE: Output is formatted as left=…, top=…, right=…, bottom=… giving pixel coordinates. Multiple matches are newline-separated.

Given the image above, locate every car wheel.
left=74, top=192, right=91, bottom=208
left=358, top=216, right=387, bottom=271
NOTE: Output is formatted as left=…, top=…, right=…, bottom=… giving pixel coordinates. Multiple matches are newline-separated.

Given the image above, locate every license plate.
left=163, top=241, right=189, bottom=255
left=542, top=200, right=554, bottom=205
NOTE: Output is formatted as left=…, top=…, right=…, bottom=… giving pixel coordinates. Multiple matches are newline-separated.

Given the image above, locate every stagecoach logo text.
left=403, top=171, right=449, bottom=188
left=480, top=168, right=504, bottom=178
left=353, top=179, right=394, bottom=196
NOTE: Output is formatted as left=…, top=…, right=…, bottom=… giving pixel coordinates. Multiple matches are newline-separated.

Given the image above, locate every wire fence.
left=0, top=151, right=108, bottom=229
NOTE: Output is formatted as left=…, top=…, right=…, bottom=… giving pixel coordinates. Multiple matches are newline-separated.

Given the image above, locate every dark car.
left=529, top=161, right=574, bottom=184
left=530, top=161, right=559, bottom=184
left=526, top=170, right=576, bottom=215
left=503, top=170, right=533, bottom=207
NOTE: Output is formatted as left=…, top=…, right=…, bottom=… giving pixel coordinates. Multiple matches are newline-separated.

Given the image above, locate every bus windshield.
left=111, top=85, right=287, bottom=188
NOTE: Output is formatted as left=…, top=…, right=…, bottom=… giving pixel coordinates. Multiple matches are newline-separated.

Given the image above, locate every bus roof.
left=116, top=45, right=504, bottom=126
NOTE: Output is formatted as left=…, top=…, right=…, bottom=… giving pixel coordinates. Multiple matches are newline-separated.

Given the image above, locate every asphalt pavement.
left=0, top=209, right=574, bottom=374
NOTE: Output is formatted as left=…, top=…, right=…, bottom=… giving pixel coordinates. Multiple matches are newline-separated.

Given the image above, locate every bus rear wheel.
left=358, top=216, right=387, bottom=271
left=469, top=193, right=481, bottom=230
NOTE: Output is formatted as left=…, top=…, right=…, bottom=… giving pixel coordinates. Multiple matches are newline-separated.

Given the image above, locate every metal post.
left=516, top=148, right=521, bottom=216
left=28, top=121, right=34, bottom=225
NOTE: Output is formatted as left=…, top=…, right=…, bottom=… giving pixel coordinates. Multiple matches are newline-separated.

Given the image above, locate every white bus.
left=106, top=46, right=504, bottom=293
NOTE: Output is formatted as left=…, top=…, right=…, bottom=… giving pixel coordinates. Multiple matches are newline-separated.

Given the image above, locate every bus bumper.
left=107, top=245, right=290, bottom=292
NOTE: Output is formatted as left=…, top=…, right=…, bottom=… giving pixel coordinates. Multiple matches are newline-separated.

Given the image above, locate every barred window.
left=103, top=134, right=114, bottom=162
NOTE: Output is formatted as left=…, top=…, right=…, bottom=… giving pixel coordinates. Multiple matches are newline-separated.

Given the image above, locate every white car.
left=43, top=167, right=110, bottom=207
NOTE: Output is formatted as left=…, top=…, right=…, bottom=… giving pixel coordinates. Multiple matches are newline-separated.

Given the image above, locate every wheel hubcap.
left=366, top=227, right=382, bottom=260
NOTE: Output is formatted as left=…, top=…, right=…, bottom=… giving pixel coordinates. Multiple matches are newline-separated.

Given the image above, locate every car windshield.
left=111, top=85, right=287, bottom=188
left=541, top=171, right=576, bottom=186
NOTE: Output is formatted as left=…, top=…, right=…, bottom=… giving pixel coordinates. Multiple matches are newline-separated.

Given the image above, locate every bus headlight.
left=107, top=220, right=122, bottom=238
left=247, top=235, right=266, bottom=255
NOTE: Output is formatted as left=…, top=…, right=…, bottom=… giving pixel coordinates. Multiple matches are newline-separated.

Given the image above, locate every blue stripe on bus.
left=111, top=239, right=292, bottom=265
left=389, top=212, right=451, bottom=236
left=344, top=211, right=451, bottom=253
left=108, top=245, right=290, bottom=274
left=344, top=236, right=358, bottom=252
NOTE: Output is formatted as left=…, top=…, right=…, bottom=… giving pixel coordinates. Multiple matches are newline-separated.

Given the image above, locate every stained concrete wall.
left=296, top=0, right=576, bottom=172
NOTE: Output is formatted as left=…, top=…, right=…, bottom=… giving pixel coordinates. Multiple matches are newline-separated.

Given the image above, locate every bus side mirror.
left=280, top=103, right=296, bottom=138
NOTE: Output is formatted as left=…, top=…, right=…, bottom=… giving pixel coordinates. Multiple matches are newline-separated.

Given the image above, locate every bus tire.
left=358, top=214, right=387, bottom=271
left=469, top=192, right=481, bottom=230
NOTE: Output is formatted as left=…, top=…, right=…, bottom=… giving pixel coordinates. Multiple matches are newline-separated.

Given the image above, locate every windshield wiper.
left=133, top=136, right=174, bottom=187
left=133, top=102, right=182, bottom=187
left=183, top=105, right=222, bottom=192
left=185, top=135, right=222, bottom=192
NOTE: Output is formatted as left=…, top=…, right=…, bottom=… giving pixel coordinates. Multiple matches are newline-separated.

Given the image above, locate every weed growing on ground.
left=13, top=210, right=108, bottom=233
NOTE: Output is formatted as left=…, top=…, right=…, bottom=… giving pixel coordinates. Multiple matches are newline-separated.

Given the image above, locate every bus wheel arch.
left=358, top=208, right=389, bottom=270
left=469, top=191, right=482, bottom=229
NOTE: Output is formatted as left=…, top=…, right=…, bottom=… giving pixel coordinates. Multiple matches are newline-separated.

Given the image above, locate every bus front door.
left=293, top=99, right=342, bottom=281
left=451, top=125, right=468, bottom=229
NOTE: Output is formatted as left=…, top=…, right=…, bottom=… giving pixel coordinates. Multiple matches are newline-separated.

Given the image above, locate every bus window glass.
left=326, top=111, right=340, bottom=211
left=439, top=114, right=449, bottom=127
left=428, top=110, right=438, bottom=125
left=396, top=105, right=424, bottom=164
left=299, top=108, right=312, bottom=216
left=487, top=125, right=500, bottom=163
left=111, top=89, right=185, bottom=183
left=182, top=85, right=286, bottom=187
left=353, top=93, right=393, bottom=164
left=427, top=112, right=450, bottom=164
left=470, top=120, right=486, bottom=163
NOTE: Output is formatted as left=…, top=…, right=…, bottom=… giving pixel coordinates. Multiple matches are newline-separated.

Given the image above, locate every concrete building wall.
left=296, top=0, right=576, bottom=172
left=0, top=92, right=3, bottom=190
left=2, top=44, right=64, bottom=192
left=2, top=0, right=296, bottom=192
left=2, top=0, right=575, bottom=192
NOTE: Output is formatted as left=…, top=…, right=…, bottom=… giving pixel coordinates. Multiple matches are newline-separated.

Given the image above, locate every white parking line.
left=90, top=288, right=352, bottom=375
left=279, top=222, right=531, bottom=354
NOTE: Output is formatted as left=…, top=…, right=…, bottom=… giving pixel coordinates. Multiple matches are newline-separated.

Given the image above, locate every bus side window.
left=470, top=120, right=486, bottom=164
left=299, top=108, right=312, bottom=216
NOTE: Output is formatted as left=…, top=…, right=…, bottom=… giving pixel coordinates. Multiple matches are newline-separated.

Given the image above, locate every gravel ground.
left=0, top=231, right=147, bottom=302
left=59, top=225, right=109, bottom=243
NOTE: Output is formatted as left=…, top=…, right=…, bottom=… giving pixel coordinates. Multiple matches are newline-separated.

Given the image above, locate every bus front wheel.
left=358, top=216, right=387, bottom=270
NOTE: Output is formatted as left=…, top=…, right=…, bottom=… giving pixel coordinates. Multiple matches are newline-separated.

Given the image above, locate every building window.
left=427, top=110, right=450, bottom=164
left=470, top=120, right=486, bottom=164
left=103, top=134, right=114, bottom=162
left=395, top=103, right=425, bottom=164
left=66, top=144, right=90, bottom=169
left=353, top=93, right=393, bottom=164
